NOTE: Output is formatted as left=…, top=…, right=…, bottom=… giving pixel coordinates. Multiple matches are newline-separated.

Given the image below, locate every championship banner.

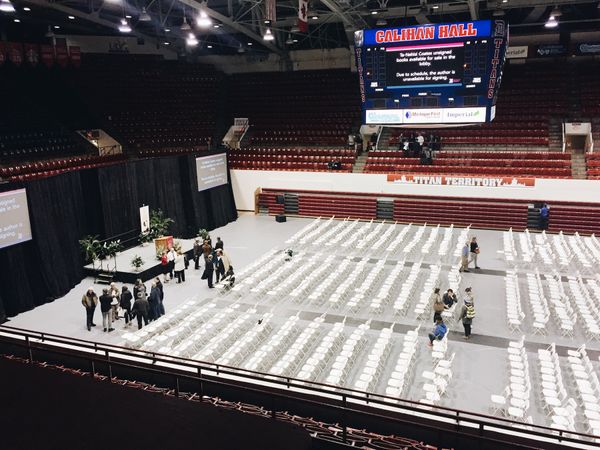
left=7, top=42, right=23, bottom=66
left=265, top=0, right=276, bottom=22
left=40, top=45, right=55, bottom=67
left=298, top=0, right=308, bottom=33
left=387, top=173, right=536, bottom=188
left=55, top=45, right=69, bottom=67
left=24, top=43, right=40, bottom=66
left=69, top=46, right=81, bottom=67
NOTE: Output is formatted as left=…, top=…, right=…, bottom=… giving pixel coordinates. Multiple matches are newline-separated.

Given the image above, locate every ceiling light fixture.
left=181, top=15, right=191, bottom=30
left=247, top=42, right=253, bottom=46
left=54, top=25, right=60, bottom=29
left=213, top=23, right=221, bottom=28
left=197, top=8, right=212, bottom=28
left=139, top=7, right=151, bottom=22
left=13, top=18, right=19, bottom=22
left=370, top=11, right=378, bottom=15
left=545, top=16, right=558, bottom=28
left=125, top=14, right=132, bottom=18
left=549, top=6, right=562, bottom=18
left=263, top=28, right=274, bottom=41
left=118, top=19, right=131, bottom=32
left=68, top=15, right=75, bottom=20
left=186, top=32, right=198, bottom=46
left=23, top=6, right=30, bottom=11
left=286, top=33, right=294, bottom=45
left=207, top=44, right=212, bottom=48
left=164, top=28, right=170, bottom=32
left=311, top=15, right=318, bottom=20
left=163, top=41, right=170, bottom=45
left=0, top=0, right=15, bottom=13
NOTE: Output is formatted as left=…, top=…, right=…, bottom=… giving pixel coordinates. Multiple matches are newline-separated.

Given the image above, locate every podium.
left=154, top=236, right=174, bottom=256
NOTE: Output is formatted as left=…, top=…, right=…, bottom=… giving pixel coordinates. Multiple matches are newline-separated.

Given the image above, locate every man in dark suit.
left=214, top=251, right=225, bottom=283
left=214, top=237, right=224, bottom=250
left=205, top=254, right=214, bottom=288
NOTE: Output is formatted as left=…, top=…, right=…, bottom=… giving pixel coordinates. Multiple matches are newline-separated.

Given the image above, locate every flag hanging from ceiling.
left=298, top=0, right=308, bottom=33
left=265, top=0, right=276, bottom=22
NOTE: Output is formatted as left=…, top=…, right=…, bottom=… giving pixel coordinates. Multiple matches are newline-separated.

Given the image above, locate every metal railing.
left=0, top=324, right=597, bottom=449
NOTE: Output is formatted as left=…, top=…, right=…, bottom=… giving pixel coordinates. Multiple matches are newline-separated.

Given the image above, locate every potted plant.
left=98, top=240, right=122, bottom=271
left=139, top=231, right=153, bottom=246
left=79, top=235, right=100, bottom=265
left=197, top=228, right=211, bottom=242
left=131, top=255, right=144, bottom=272
left=149, top=209, right=174, bottom=238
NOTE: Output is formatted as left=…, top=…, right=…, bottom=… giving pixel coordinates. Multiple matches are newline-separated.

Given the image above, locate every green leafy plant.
left=147, top=209, right=174, bottom=239
left=131, top=255, right=144, bottom=271
left=98, top=240, right=122, bottom=260
left=197, top=228, right=210, bottom=241
left=139, top=231, right=153, bottom=244
left=79, top=235, right=101, bottom=263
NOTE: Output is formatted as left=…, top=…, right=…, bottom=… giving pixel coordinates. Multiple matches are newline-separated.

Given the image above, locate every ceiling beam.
left=468, top=0, right=478, bottom=20
left=177, top=0, right=286, bottom=55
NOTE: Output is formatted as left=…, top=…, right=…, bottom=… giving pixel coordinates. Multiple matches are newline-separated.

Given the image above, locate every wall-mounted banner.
left=387, top=174, right=536, bottom=188
left=575, top=43, right=600, bottom=55
left=536, top=44, right=566, bottom=57
left=366, top=107, right=487, bottom=125
left=506, top=46, right=528, bottom=59
left=139, top=205, right=150, bottom=233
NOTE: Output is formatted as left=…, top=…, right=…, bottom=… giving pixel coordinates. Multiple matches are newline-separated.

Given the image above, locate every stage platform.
left=83, top=238, right=196, bottom=284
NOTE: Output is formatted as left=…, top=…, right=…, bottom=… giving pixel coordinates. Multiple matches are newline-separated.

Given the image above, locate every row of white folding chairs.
left=385, top=224, right=413, bottom=254
left=437, top=224, right=454, bottom=259
left=324, top=322, right=370, bottom=387
left=361, top=260, right=388, bottom=311
left=129, top=301, right=216, bottom=350
left=353, top=326, right=394, bottom=392
left=370, top=261, right=405, bottom=312
left=583, top=234, right=600, bottom=264
left=296, top=321, right=346, bottom=382
left=403, top=224, right=427, bottom=255
left=268, top=316, right=325, bottom=377
left=356, top=221, right=387, bottom=250
left=371, top=222, right=399, bottom=252
left=505, top=271, right=525, bottom=332
left=567, top=345, right=600, bottom=434
left=341, top=220, right=375, bottom=250
left=243, top=314, right=300, bottom=372
left=516, top=230, right=535, bottom=264
left=312, top=218, right=355, bottom=248
left=567, top=277, right=600, bottom=340
left=285, top=217, right=322, bottom=245
left=250, top=255, right=306, bottom=295
left=122, top=298, right=200, bottom=347
left=385, top=325, right=421, bottom=399
left=233, top=253, right=283, bottom=292
left=266, top=255, right=319, bottom=298
left=431, top=333, right=448, bottom=360
left=297, top=217, right=335, bottom=245
left=546, top=274, right=577, bottom=337
left=193, top=308, right=257, bottom=362
left=289, top=254, right=337, bottom=299
left=452, top=226, right=471, bottom=259
left=236, top=248, right=279, bottom=279
left=393, top=261, right=423, bottom=315
left=308, top=257, right=355, bottom=305
left=420, top=225, right=441, bottom=256
left=422, top=351, right=456, bottom=404
left=502, top=228, right=517, bottom=263
left=328, top=219, right=361, bottom=248
left=414, top=265, right=442, bottom=320
left=328, top=258, right=372, bottom=309
left=161, top=304, right=241, bottom=357
left=216, top=313, right=274, bottom=367
left=566, top=234, right=595, bottom=273
left=525, top=271, right=550, bottom=335
left=490, top=336, right=532, bottom=421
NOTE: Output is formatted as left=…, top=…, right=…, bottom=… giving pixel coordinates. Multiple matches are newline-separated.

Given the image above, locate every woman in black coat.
left=120, top=286, right=133, bottom=326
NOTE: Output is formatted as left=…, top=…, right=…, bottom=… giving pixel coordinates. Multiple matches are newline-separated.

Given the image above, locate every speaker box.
left=276, top=215, right=287, bottom=223
left=275, top=195, right=285, bottom=204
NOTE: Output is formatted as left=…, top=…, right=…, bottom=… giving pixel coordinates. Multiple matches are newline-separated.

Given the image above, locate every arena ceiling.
left=1, top=0, right=600, bottom=55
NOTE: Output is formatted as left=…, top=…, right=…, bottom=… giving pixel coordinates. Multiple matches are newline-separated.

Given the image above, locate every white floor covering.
left=6, top=212, right=600, bottom=441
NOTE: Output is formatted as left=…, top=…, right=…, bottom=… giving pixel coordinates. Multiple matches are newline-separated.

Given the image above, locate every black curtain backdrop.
left=0, top=153, right=237, bottom=322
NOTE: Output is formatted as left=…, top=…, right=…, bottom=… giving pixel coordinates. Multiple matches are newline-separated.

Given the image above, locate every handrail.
left=0, top=324, right=597, bottom=447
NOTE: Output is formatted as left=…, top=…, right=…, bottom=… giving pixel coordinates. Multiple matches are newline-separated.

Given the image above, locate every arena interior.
left=1, top=1, right=600, bottom=449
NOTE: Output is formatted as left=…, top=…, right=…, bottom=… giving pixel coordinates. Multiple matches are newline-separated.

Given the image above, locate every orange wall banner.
left=387, top=174, right=536, bottom=188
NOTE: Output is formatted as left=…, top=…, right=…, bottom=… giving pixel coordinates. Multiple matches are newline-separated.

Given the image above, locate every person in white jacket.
left=174, top=251, right=186, bottom=283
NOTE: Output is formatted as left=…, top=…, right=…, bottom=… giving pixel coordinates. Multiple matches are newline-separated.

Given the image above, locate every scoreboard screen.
left=354, top=20, right=508, bottom=125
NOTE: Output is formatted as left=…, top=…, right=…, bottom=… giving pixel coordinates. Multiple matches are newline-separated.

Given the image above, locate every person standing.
left=81, top=287, right=98, bottom=331
left=427, top=318, right=447, bottom=347
left=201, top=239, right=212, bottom=264
left=133, top=278, right=146, bottom=301
left=540, top=203, right=549, bottom=230
left=147, top=281, right=160, bottom=321
left=214, top=237, right=224, bottom=251
left=109, top=282, right=120, bottom=322
left=160, top=251, right=170, bottom=283
left=469, top=237, right=480, bottom=270
left=431, top=287, right=444, bottom=323
left=167, top=246, right=176, bottom=280
left=155, top=277, right=165, bottom=316
left=214, top=249, right=230, bottom=283
left=204, top=254, right=214, bottom=288
left=193, top=239, right=202, bottom=270
left=99, top=288, right=114, bottom=332
left=131, top=292, right=149, bottom=330
left=459, top=289, right=476, bottom=340
left=460, top=242, right=470, bottom=273
left=120, top=286, right=133, bottom=327
left=174, top=251, right=186, bottom=283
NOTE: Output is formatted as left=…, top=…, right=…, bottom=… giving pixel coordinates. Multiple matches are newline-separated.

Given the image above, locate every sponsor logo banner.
left=576, top=43, right=600, bottom=55
left=506, top=45, right=528, bottom=59
left=536, top=44, right=566, bottom=57
left=366, top=107, right=487, bottom=124
left=387, top=173, right=536, bottom=188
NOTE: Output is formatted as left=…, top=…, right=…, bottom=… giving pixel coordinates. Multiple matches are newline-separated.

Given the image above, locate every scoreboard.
left=354, top=20, right=508, bottom=125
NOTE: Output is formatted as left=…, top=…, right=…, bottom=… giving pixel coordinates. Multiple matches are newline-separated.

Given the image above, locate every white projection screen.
left=196, top=153, right=228, bottom=192
left=0, top=188, right=33, bottom=250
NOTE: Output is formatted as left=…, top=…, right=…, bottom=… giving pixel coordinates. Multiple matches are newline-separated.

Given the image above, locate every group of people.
left=428, top=286, right=476, bottom=345
left=160, top=248, right=187, bottom=283
left=193, top=236, right=234, bottom=288
left=82, top=277, right=166, bottom=332
left=397, top=132, right=441, bottom=164
left=460, top=237, right=481, bottom=273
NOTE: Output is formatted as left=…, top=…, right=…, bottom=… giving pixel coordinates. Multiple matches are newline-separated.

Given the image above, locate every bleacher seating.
left=586, top=153, right=600, bottom=179
left=365, top=151, right=572, bottom=178
left=229, top=147, right=356, bottom=172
